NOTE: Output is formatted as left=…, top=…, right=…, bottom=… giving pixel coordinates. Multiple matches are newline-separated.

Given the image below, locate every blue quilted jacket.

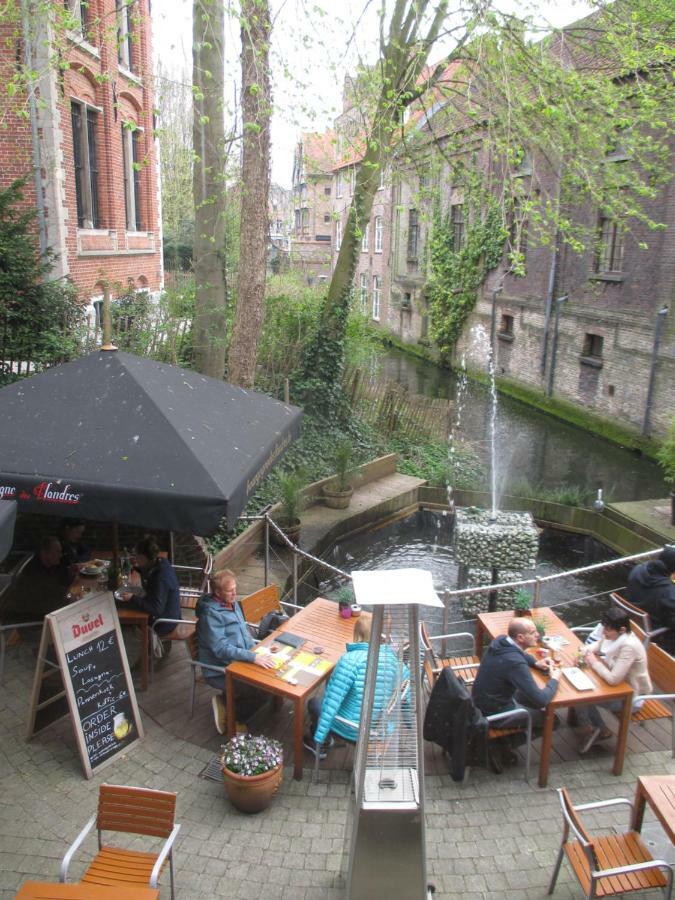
left=314, top=641, right=408, bottom=745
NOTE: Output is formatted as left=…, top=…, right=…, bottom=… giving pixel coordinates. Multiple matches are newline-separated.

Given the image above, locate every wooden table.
left=225, top=597, right=365, bottom=780
left=631, top=774, right=675, bottom=841
left=475, top=608, right=634, bottom=788
left=14, top=882, right=159, bottom=899
left=70, top=574, right=150, bottom=692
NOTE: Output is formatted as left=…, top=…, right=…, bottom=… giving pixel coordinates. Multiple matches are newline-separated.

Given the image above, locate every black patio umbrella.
left=0, top=350, right=302, bottom=535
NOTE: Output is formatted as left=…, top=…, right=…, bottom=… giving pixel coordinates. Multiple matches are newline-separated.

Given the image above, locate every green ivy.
left=426, top=186, right=507, bottom=358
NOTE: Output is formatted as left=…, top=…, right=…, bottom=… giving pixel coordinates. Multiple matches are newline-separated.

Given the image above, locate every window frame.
left=336, top=218, right=342, bottom=250
left=595, top=213, right=624, bottom=276
left=372, top=275, right=381, bottom=321
left=450, top=203, right=465, bottom=252
left=116, top=0, right=135, bottom=72
left=122, top=123, right=142, bottom=231
left=361, top=222, right=369, bottom=252
left=407, top=209, right=419, bottom=260
left=71, top=99, right=100, bottom=230
left=360, top=272, right=368, bottom=313
left=374, top=215, right=383, bottom=253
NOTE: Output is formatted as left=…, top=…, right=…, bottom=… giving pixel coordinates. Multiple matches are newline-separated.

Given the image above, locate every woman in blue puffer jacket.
left=309, top=616, right=408, bottom=748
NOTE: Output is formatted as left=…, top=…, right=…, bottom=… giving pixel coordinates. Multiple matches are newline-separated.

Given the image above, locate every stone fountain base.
left=453, top=507, right=540, bottom=617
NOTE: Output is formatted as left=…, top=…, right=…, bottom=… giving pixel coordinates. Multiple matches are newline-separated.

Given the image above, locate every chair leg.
left=0, top=631, right=6, bottom=684
left=189, top=676, right=195, bottom=718
left=313, top=741, right=320, bottom=783
left=170, top=850, right=175, bottom=900
left=547, top=845, right=565, bottom=895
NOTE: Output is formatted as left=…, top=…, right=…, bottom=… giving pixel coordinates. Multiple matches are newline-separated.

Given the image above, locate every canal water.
left=375, top=347, right=665, bottom=502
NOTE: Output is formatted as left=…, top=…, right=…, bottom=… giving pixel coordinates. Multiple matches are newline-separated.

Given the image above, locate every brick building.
left=0, top=0, right=162, bottom=317
left=290, top=131, right=334, bottom=283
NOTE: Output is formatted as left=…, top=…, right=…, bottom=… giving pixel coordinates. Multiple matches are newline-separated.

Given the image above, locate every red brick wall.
left=0, top=0, right=162, bottom=303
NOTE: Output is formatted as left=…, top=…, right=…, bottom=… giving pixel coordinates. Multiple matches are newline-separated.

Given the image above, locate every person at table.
left=196, top=568, right=275, bottom=733
left=472, top=617, right=559, bottom=732
left=575, top=606, right=652, bottom=753
left=117, top=536, right=181, bottom=637
left=307, top=616, right=408, bottom=759
left=1, top=535, right=73, bottom=623
left=59, top=519, right=92, bottom=570
left=626, top=546, right=675, bottom=655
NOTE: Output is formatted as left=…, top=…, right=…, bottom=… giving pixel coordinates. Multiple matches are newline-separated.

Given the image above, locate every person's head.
left=507, top=616, right=539, bottom=649
left=211, top=568, right=237, bottom=603
left=353, top=617, right=372, bottom=643
left=61, top=519, right=85, bottom=543
left=600, top=607, right=631, bottom=640
left=133, top=536, right=159, bottom=571
left=39, top=535, right=62, bottom=567
left=659, top=546, right=675, bottom=574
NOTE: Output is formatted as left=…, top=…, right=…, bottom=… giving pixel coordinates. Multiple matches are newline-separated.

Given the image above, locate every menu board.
left=27, top=592, right=144, bottom=778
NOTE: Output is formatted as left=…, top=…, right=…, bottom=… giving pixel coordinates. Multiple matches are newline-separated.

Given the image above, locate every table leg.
left=538, top=706, right=556, bottom=788
left=225, top=671, right=236, bottom=739
left=475, top=620, right=485, bottom=659
left=140, top=620, right=149, bottom=692
left=293, top=698, right=304, bottom=780
left=613, top=694, right=632, bottom=777
left=631, top=782, right=647, bottom=832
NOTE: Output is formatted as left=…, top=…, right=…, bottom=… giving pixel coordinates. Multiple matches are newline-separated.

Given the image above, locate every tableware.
left=313, top=646, right=324, bottom=654
left=81, top=565, right=104, bottom=576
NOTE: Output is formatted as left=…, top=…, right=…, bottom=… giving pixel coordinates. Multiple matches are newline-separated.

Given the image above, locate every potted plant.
left=513, top=589, right=532, bottom=616
left=219, top=734, right=283, bottom=813
left=656, top=417, right=675, bottom=525
left=535, top=619, right=546, bottom=640
left=271, top=470, right=305, bottom=545
left=323, top=439, right=354, bottom=509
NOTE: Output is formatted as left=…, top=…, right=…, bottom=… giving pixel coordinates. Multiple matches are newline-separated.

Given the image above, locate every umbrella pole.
left=112, top=520, right=119, bottom=569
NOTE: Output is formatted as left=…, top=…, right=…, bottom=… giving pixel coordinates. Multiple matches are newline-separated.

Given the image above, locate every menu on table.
left=255, top=644, right=332, bottom=686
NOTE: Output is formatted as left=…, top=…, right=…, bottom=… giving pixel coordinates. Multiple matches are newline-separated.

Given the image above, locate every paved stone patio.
left=1, top=649, right=674, bottom=899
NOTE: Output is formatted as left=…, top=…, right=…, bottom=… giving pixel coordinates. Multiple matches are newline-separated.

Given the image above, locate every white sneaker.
left=212, top=695, right=226, bottom=734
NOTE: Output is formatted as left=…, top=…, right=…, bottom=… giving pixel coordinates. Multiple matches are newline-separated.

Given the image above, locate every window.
left=301, top=208, right=309, bottom=230
left=499, top=314, right=514, bottom=336
left=407, top=209, right=419, bottom=259
left=360, top=273, right=368, bottom=312
left=450, top=204, right=464, bottom=252
left=582, top=333, right=604, bottom=359
left=336, top=219, right=342, bottom=250
left=64, top=0, right=89, bottom=36
left=323, top=214, right=330, bottom=224
left=378, top=167, right=386, bottom=191
left=324, top=186, right=331, bottom=196
left=71, top=100, right=100, bottom=229
left=116, top=0, right=134, bottom=71
left=294, top=209, right=301, bottom=230
left=508, top=199, right=528, bottom=261
left=514, top=149, right=532, bottom=177
left=372, top=275, right=381, bottom=320
left=361, top=222, right=369, bottom=252
left=336, top=171, right=344, bottom=198
left=374, top=216, right=383, bottom=253
left=122, top=124, right=142, bottom=231
left=595, top=214, right=624, bottom=274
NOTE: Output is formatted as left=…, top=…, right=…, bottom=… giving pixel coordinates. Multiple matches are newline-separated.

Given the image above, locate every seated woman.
left=576, top=606, right=652, bottom=753
left=307, top=616, right=408, bottom=757
left=117, top=536, right=181, bottom=638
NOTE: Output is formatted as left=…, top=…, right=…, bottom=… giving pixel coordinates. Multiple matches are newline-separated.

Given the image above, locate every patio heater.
left=342, top=569, right=443, bottom=900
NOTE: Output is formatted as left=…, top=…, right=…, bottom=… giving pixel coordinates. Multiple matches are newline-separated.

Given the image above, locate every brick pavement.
left=1, top=651, right=673, bottom=899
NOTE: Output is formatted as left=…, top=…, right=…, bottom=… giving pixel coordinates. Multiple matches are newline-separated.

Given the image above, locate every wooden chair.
left=0, top=552, right=39, bottom=682
left=420, top=621, right=480, bottom=687
left=60, top=784, right=180, bottom=900
left=610, top=592, right=669, bottom=647
left=239, top=584, right=300, bottom=636
left=628, top=623, right=675, bottom=757
left=548, top=787, right=672, bottom=898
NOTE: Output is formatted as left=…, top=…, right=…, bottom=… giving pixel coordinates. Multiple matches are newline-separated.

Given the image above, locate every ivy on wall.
left=426, top=183, right=507, bottom=358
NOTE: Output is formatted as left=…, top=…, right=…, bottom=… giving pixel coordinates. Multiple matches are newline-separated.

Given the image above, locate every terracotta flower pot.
left=222, top=763, right=283, bottom=813
left=322, top=484, right=353, bottom=509
left=514, top=608, right=532, bottom=617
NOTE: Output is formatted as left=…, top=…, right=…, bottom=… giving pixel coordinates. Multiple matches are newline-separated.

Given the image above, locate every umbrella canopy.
left=0, top=351, right=302, bottom=534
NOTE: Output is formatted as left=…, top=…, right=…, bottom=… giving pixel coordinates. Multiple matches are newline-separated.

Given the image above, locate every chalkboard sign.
left=27, top=591, right=144, bottom=778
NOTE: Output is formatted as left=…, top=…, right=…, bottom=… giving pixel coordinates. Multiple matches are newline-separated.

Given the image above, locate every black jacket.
left=472, top=635, right=558, bottom=716
left=627, top=560, right=675, bottom=653
left=423, top=667, right=486, bottom=782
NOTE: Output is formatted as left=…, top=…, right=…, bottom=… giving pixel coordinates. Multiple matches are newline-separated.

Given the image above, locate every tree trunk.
left=192, top=0, right=227, bottom=378
left=228, top=0, right=272, bottom=389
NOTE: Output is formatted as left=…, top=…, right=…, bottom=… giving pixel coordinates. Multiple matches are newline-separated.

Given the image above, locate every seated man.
left=117, top=536, right=181, bottom=637
left=59, top=519, right=92, bottom=571
left=626, top=546, right=675, bottom=655
left=196, top=569, right=275, bottom=733
left=1, top=535, right=73, bottom=623
left=307, top=617, right=408, bottom=758
left=473, top=617, right=559, bottom=733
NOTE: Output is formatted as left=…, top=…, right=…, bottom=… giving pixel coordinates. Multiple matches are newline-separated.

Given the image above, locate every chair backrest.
left=240, top=585, right=280, bottom=626
left=633, top=622, right=675, bottom=693
left=558, top=788, right=599, bottom=870
left=97, top=784, right=176, bottom=839
left=610, top=592, right=652, bottom=633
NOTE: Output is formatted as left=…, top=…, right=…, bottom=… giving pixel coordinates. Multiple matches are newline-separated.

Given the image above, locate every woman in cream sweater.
left=576, top=606, right=652, bottom=753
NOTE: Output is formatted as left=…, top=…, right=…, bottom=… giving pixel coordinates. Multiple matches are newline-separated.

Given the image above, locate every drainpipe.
left=541, top=229, right=560, bottom=376
left=642, top=306, right=668, bottom=436
left=547, top=294, right=568, bottom=397
left=21, top=0, right=48, bottom=261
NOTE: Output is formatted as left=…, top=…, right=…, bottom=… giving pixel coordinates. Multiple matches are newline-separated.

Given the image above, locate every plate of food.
left=80, top=565, right=104, bottom=576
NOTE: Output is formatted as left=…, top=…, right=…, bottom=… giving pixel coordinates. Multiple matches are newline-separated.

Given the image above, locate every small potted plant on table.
left=323, top=439, right=355, bottom=509
left=514, top=589, right=532, bottom=617
left=219, top=734, right=283, bottom=813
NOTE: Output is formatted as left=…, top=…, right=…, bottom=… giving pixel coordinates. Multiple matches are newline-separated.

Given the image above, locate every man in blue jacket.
left=196, top=569, right=274, bottom=733
left=473, top=616, right=559, bottom=730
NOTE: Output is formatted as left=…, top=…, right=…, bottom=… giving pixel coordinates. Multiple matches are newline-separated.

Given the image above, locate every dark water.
left=376, top=348, right=666, bottom=502
left=319, top=509, right=632, bottom=633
